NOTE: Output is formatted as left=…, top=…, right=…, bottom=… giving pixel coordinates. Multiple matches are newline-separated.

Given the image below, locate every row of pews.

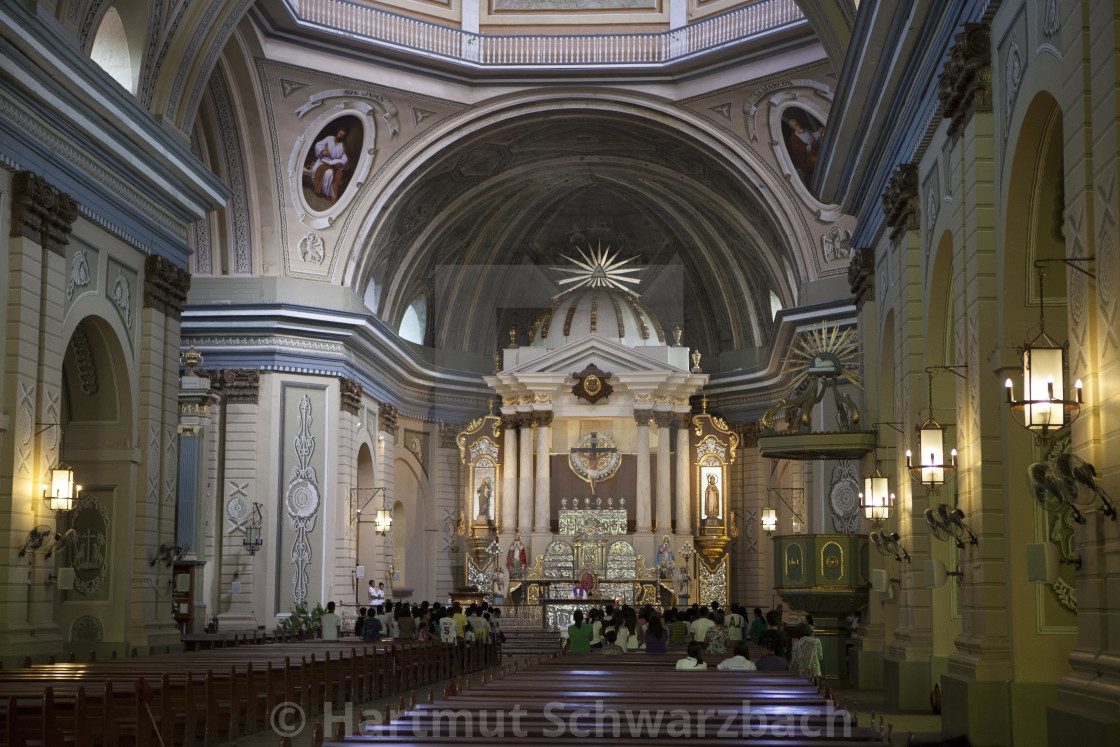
left=319, top=650, right=893, bottom=747
left=1, top=638, right=499, bottom=747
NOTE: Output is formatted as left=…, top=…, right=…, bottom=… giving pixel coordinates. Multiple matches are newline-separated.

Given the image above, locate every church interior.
left=1, top=0, right=1119, bottom=745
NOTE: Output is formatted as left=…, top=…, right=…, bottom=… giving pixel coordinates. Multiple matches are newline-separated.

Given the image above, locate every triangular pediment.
left=502, top=335, right=683, bottom=376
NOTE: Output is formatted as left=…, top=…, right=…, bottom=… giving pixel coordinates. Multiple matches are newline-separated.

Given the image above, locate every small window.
left=90, top=8, right=133, bottom=91
left=770, top=291, right=783, bottom=320
left=399, top=295, right=427, bottom=345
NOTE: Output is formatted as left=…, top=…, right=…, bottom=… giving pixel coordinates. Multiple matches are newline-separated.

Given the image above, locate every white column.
left=517, top=417, right=533, bottom=534
left=654, top=412, right=673, bottom=532
left=635, top=412, right=652, bottom=533
left=674, top=412, right=692, bottom=535
left=533, top=412, right=552, bottom=532
left=501, top=414, right=518, bottom=535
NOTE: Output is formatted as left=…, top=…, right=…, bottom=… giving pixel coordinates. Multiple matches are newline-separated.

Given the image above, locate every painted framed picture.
left=302, top=114, right=364, bottom=212
left=780, top=107, right=825, bottom=187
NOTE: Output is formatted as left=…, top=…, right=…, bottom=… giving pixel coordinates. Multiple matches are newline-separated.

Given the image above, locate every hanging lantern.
left=45, top=464, right=80, bottom=513
left=908, top=370, right=957, bottom=491
left=375, top=507, right=393, bottom=534
left=761, top=507, right=777, bottom=533
left=243, top=524, right=263, bottom=555
left=860, top=467, right=894, bottom=522
left=1004, top=263, right=1084, bottom=442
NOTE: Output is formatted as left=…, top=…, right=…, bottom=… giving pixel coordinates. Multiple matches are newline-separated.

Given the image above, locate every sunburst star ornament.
left=784, top=324, right=863, bottom=390
left=557, top=242, right=642, bottom=295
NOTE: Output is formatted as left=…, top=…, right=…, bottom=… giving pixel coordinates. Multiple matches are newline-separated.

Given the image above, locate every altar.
left=540, top=598, right=617, bottom=631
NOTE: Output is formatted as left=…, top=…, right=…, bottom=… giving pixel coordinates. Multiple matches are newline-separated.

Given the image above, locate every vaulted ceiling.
left=356, top=107, right=803, bottom=360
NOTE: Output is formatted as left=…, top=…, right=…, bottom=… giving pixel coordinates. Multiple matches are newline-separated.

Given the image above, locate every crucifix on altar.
left=568, top=431, right=619, bottom=494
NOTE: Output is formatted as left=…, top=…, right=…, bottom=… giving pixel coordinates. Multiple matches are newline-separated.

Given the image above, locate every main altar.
left=455, top=248, right=740, bottom=625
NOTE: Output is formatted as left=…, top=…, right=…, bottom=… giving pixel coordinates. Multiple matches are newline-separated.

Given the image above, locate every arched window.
left=769, top=290, right=783, bottom=320
left=398, top=294, right=427, bottom=345
left=90, top=5, right=144, bottom=93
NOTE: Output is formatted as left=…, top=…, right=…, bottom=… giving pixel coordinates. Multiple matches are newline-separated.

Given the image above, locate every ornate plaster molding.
left=848, top=247, right=875, bottom=310
left=143, top=255, right=191, bottom=320
left=938, top=23, right=992, bottom=137
left=881, top=164, right=920, bottom=242
left=339, top=377, right=363, bottom=415
left=10, top=171, right=78, bottom=255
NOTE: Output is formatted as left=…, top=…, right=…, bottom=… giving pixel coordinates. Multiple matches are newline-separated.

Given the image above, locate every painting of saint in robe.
left=303, top=115, right=363, bottom=211
left=701, top=466, right=723, bottom=522
left=781, top=108, right=826, bottom=187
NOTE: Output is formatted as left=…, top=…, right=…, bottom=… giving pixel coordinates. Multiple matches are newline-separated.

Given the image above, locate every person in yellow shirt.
left=452, top=603, right=468, bottom=639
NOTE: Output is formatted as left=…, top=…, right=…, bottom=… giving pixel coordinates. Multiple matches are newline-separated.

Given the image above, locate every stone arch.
left=56, top=313, right=135, bottom=652
left=391, top=456, right=432, bottom=600
left=999, top=89, right=1077, bottom=679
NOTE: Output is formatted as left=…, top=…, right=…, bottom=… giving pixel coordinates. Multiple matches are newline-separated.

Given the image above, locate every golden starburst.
left=557, top=242, right=641, bottom=295
left=784, top=324, right=863, bottom=391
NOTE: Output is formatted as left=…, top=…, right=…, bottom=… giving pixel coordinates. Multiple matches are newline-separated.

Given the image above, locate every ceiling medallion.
left=572, top=363, right=614, bottom=404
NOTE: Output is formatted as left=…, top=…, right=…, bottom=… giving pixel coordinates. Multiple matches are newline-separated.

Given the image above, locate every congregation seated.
left=600, top=629, right=625, bottom=656
left=754, top=638, right=790, bottom=671
left=716, top=640, right=758, bottom=670
left=675, top=640, right=708, bottom=670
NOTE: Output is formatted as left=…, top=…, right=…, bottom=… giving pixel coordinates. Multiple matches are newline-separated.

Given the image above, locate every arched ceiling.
left=357, top=109, right=804, bottom=360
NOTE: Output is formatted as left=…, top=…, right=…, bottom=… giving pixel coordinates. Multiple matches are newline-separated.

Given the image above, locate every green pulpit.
left=773, top=534, right=869, bottom=680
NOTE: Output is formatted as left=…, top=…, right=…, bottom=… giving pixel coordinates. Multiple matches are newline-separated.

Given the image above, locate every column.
left=217, top=369, right=261, bottom=629
left=500, top=415, right=518, bottom=535
left=635, top=411, right=652, bottom=533
left=176, top=366, right=213, bottom=555
left=674, top=412, right=692, bottom=535
left=0, top=172, right=75, bottom=661
left=517, top=415, right=533, bottom=534
left=533, top=411, right=552, bottom=532
left=654, top=411, right=673, bottom=532
left=377, top=403, right=398, bottom=589
left=129, top=255, right=191, bottom=649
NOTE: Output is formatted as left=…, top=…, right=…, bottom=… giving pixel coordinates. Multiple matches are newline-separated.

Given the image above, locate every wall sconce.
left=243, top=502, right=264, bottom=555
left=761, top=507, right=777, bottom=533
left=925, top=503, right=978, bottom=548
left=906, top=367, right=964, bottom=493
left=1004, top=259, right=1094, bottom=443
left=45, top=463, right=81, bottom=513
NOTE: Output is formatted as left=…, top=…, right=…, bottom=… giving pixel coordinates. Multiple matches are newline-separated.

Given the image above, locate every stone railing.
left=290, top=0, right=804, bottom=67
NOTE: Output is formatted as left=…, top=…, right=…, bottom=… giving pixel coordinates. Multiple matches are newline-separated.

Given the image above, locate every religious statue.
left=674, top=563, right=691, bottom=597
left=476, top=477, right=492, bottom=519
left=506, top=535, right=527, bottom=575
left=655, top=535, right=674, bottom=576
left=704, top=474, right=721, bottom=520
left=493, top=563, right=507, bottom=596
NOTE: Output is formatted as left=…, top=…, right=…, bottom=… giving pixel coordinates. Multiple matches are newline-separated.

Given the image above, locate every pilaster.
left=635, top=411, right=652, bottom=534
left=653, top=410, right=673, bottom=532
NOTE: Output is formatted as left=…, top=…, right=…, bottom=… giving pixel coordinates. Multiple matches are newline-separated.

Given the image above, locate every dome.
left=529, top=286, right=666, bottom=348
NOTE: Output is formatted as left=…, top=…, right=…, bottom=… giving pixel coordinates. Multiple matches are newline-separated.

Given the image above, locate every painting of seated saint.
left=303, top=115, right=363, bottom=212
left=780, top=107, right=826, bottom=187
